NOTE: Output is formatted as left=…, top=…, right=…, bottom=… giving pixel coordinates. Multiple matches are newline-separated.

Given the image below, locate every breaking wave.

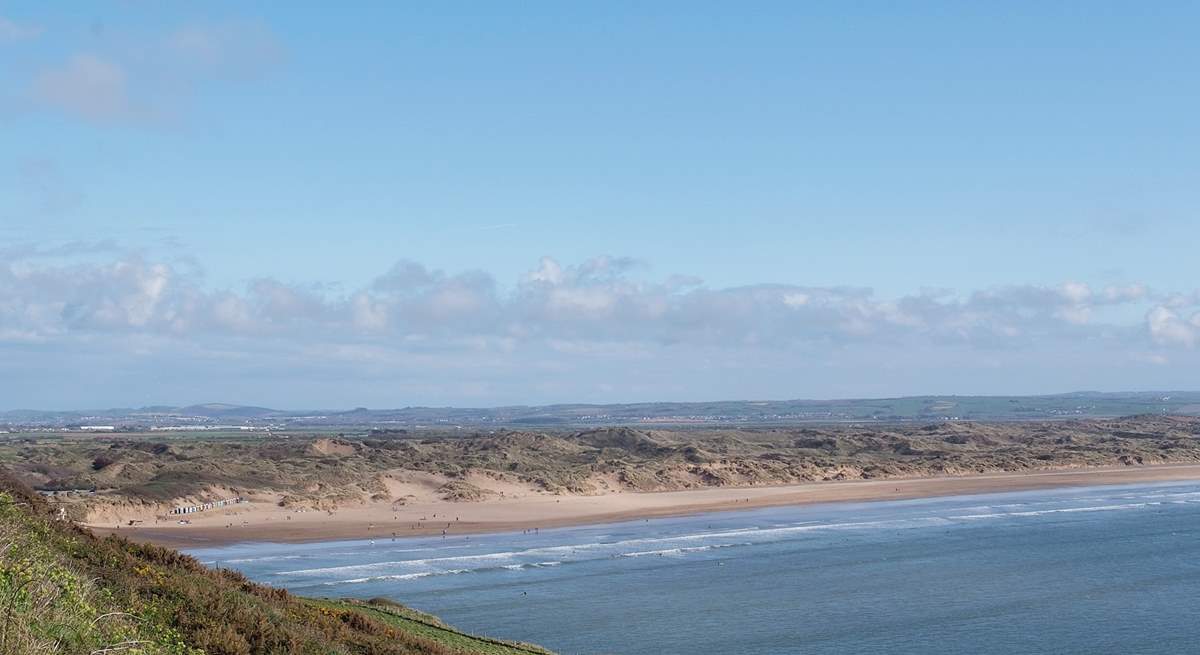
left=232, top=484, right=1186, bottom=588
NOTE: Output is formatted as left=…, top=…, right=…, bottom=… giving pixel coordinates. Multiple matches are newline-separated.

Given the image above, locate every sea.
left=189, top=482, right=1200, bottom=655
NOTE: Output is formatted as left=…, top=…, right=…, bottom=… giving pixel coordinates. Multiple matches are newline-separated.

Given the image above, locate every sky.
left=1, top=2, right=1199, bottom=409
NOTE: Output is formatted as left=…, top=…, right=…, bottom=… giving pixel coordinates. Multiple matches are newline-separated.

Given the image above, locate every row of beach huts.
left=168, top=497, right=246, bottom=515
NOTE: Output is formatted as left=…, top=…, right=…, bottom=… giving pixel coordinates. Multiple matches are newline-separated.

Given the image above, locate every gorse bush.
left=91, top=456, right=116, bottom=471
left=0, top=489, right=194, bottom=655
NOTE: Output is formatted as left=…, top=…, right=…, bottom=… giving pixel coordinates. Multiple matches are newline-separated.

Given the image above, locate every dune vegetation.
left=4, top=416, right=1200, bottom=519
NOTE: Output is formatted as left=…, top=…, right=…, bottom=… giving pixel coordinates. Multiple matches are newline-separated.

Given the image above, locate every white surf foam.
left=950, top=502, right=1156, bottom=520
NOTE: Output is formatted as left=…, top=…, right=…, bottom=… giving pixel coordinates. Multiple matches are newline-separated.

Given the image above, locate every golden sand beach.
left=93, top=463, right=1200, bottom=548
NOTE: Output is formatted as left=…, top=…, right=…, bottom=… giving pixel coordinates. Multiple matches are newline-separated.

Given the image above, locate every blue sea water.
left=190, top=482, right=1200, bottom=654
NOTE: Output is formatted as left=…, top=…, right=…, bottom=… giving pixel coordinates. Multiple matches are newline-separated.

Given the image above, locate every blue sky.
left=1, top=2, right=1198, bottom=409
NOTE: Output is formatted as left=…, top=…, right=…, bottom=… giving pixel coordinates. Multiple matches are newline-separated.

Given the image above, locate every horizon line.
left=3, top=389, right=1196, bottom=415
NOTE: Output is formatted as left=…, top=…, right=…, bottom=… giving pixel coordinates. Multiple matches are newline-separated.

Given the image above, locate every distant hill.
left=4, top=391, right=1200, bottom=429
left=176, top=403, right=282, bottom=419
left=0, top=469, right=553, bottom=654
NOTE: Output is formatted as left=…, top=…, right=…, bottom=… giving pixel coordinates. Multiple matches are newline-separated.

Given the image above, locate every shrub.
left=92, top=456, right=116, bottom=471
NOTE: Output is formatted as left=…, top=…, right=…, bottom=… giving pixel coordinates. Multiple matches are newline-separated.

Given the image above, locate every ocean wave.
left=279, top=551, right=524, bottom=576
left=331, top=560, right=573, bottom=584
left=223, top=554, right=305, bottom=564
left=620, top=545, right=719, bottom=558
left=333, top=569, right=472, bottom=584
left=280, top=519, right=957, bottom=578
left=950, top=502, right=1157, bottom=520
left=272, top=499, right=1180, bottom=584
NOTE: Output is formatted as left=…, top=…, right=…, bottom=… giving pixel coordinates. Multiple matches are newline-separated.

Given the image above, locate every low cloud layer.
left=1, top=253, right=1193, bottom=348
left=2, top=251, right=1196, bottom=408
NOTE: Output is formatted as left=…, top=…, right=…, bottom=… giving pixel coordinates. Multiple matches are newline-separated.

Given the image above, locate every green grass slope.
left=0, top=471, right=552, bottom=655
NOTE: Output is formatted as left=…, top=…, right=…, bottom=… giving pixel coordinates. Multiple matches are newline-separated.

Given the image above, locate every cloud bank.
left=2, top=251, right=1197, bottom=408
left=0, top=253, right=1189, bottom=350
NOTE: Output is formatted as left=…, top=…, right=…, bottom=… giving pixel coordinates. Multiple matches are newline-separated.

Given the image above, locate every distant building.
left=79, top=426, right=116, bottom=431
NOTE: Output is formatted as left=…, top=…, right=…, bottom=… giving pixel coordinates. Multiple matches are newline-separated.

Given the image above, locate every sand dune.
left=92, top=463, right=1200, bottom=548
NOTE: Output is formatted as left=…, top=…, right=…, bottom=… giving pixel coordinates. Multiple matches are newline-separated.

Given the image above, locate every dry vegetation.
left=3, top=416, right=1200, bottom=515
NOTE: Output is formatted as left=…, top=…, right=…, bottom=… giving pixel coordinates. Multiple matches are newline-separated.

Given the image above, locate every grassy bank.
left=0, top=471, right=551, bottom=655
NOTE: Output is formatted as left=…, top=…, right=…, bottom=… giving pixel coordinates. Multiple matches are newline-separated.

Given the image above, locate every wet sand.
left=91, top=463, right=1200, bottom=549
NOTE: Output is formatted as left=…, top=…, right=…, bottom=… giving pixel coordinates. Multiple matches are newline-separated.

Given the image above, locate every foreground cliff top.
left=0, top=471, right=553, bottom=655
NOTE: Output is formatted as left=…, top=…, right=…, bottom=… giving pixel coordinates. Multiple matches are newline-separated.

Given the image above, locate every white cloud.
left=782, top=292, right=810, bottom=308
left=210, top=293, right=255, bottom=333
left=526, top=257, right=565, bottom=284
left=0, top=254, right=1186, bottom=362
left=1058, top=281, right=1091, bottom=304
left=1147, top=306, right=1199, bottom=348
left=32, top=54, right=134, bottom=122
left=351, top=292, right=388, bottom=331
left=2, top=262, right=1197, bottom=408
left=1103, top=284, right=1147, bottom=302
left=0, top=16, right=41, bottom=43
left=165, top=23, right=284, bottom=80
left=23, top=22, right=284, bottom=127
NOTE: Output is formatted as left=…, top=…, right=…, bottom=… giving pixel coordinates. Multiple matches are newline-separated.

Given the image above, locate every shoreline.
left=92, top=463, right=1200, bottom=549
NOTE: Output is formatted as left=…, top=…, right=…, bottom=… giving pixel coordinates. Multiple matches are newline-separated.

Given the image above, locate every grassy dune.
left=5, top=416, right=1200, bottom=518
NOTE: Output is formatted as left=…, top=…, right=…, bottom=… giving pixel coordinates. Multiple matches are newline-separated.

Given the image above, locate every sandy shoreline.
left=91, top=463, right=1200, bottom=549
